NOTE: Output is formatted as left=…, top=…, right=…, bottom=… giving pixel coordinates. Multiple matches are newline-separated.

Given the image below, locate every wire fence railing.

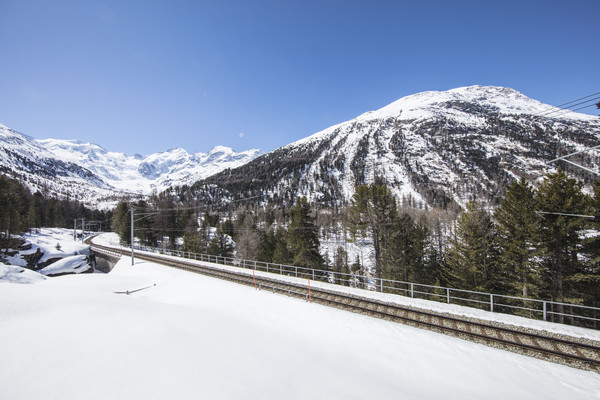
left=121, top=242, right=600, bottom=330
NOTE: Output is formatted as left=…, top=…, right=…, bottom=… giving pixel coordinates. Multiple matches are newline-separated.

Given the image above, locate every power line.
left=536, top=97, right=600, bottom=119
left=536, top=211, right=599, bottom=220
left=533, top=91, right=600, bottom=119
left=549, top=91, right=600, bottom=109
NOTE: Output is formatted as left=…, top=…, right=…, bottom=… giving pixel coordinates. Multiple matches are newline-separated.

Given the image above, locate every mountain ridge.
left=1, top=85, right=599, bottom=210
left=191, top=85, right=600, bottom=209
left=0, top=124, right=262, bottom=207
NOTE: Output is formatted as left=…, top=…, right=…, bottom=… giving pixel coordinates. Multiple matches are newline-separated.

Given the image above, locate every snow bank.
left=38, top=254, right=92, bottom=276
left=0, top=264, right=47, bottom=284
left=108, top=236, right=600, bottom=342
left=1, top=254, right=599, bottom=399
left=1, top=228, right=94, bottom=276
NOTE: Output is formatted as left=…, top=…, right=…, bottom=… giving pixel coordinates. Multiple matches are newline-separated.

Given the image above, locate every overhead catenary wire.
left=538, top=99, right=600, bottom=119
left=534, top=91, right=600, bottom=118
left=535, top=211, right=599, bottom=219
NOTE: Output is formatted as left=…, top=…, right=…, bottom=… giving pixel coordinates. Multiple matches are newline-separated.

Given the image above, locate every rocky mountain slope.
left=0, top=123, right=262, bottom=207
left=3, top=85, right=598, bottom=211
left=193, top=85, right=600, bottom=209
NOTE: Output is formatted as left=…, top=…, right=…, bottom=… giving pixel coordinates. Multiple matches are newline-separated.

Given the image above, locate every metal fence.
left=127, top=243, right=600, bottom=330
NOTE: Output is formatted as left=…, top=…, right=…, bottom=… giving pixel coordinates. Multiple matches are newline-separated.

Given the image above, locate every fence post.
left=543, top=301, right=547, bottom=321
left=280, top=264, right=282, bottom=275
left=446, top=288, right=450, bottom=304
left=490, top=294, right=494, bottom=313
left=410, top=283, right=414, bottom=298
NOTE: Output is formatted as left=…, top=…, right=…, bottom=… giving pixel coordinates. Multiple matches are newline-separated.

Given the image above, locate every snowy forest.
left=0, top=175, right=111, bottom=246
left=2, top=168, right=600, bottom=317
left=107, top=170, right=600, bottom=314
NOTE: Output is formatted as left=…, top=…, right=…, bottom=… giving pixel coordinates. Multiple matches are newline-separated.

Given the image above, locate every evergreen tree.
left=257, top=230, right=277, bottom=263
left=287, top=197, right=323, bottom=269
left=150, top=191, right=178, bottom=248
left=580, top=184, right=600, bottom=288
left=381, top=213, right=416, bottom=282
left=182, top=231, right=206, bottom=254
left=410, top=220, right=433, bottom=284
left=111, top=201, right=131, bottom=245
left=494, top=178, right=542, bottom=298
left=333, top=246, right=349, bottom=284
left=0, top=175, right=16, bottom=241
left=347, top=183, right=397, bottom=284
left=207, top=227, right=234, bottom=257
left=446, top=201, right=499, bottom=292
left=536, top=170, right=588, bottom=305
left=133, top=200, right=156, bottom=246
left=272, top=230, right=293, bottom=265
left=31, top=191, right=45, bottom=229
left=181, top=213, right=205, bottom=255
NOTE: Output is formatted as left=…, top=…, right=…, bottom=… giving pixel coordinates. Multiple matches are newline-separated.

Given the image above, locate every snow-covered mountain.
left=196, top=85, right=600, bottom=209
left=3, top=85, right=599, bottom=210
left=0, top=123, right=262, bottom=206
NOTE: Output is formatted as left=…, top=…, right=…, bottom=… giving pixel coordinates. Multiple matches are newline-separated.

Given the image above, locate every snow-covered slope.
left=1, top=240, right=599, bottom=399
left=0, top=123, right=262, bottom=206
left=3, top=85, right=599, bottom=210
left=199, top=86, right=600, bottom=208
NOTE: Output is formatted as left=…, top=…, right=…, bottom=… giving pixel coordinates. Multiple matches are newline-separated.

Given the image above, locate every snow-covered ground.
left=97, top=233, right=600, bottom=342
left=2, top=228, right=93, bottom=276
left=1, top=234, right=600, bottom=399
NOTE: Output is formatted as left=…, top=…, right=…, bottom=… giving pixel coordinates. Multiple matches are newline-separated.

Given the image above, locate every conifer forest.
left=3, top=168, right=600, bottom=319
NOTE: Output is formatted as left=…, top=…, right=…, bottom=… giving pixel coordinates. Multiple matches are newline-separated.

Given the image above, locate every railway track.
left=90, top=241, right=600, bottom=373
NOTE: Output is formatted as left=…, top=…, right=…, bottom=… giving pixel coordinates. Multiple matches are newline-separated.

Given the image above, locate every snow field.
left=2, top=249, right=600, bottom=399
left=99, top=231, right=600, bottom=343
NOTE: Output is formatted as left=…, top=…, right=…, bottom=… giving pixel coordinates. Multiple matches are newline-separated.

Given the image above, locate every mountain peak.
left=0, top=123, right=263, bottom=206
left=208, top=145, right=234, bottom=155
left=201, top=85, right=600, bottom=210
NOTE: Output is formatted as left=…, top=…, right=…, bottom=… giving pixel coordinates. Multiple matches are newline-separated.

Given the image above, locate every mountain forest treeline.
left=108, top=169, right=600, bottom=319
left=0, top=175, right=112, bottom=247
left=3, top=169, right=599, bottom=321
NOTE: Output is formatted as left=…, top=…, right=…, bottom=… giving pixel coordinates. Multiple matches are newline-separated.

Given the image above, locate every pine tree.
left=207, top=227, right=234, bottom=257
left=272, top=230, right=292, bottom=265
left=446, top=201, right=499, bottom=292
left=381, top=213, right=416, bottom=283
left=411, top=220, right=433, bottom=285
left=579, top=184, right=600, bottom=302
left=347, top=183, right=397, bottom=284
left=333, top=246, right=349, bottom=284
left=287, top=197, right=323, bottom=269
left=494, top=178, right=542, bottom=298
left=111, top=201, right=131, bottom=245
left=258, top=230, right=277, bottom=263
left=133, top=200, right=156, bottom=246
left=182, top=230, right=206, bottom=254
left=536, top=170, right=588, bottom=306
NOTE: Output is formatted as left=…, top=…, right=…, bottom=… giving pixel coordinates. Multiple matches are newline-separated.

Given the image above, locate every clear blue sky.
left=1, top=0, right=598, bottom=156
